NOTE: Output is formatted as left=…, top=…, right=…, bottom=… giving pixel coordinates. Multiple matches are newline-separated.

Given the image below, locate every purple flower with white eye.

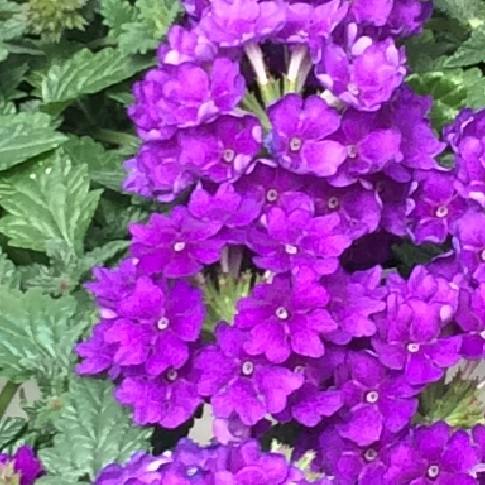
left=384, top=422, right=480, bottom=484
left=188, top=182, right=262, bottom=244
left=194, top=323, right=304, bottom=425
left=248, top=206, right=351, bottom=280
left=455, top=212, right=485, bottom=283
left=178, top=114, right=262, bottom=183
left=115, top=365, right=202, bottom=428
left=157, top=25, right=216, bottom=65
left=336, top=352, right=418, bottom=446
left=327, top=109, right=402, bottom=187
left=128, top=57, right=245, bottom=141
left=316, top=37, right=406, bottom=112
left=310, top=180, right=382, bottom=240
left=234, top=275, right=337, bottom=362
left=198, top=0, right=286, bottom=47
left=129, top=207, right=225, bottom=277
left=123, top=140, right=195, bottom=203
left=407, top=171, right=469, bottom=244
left=372, top=268, right=461, bottom=385
left=267, top=94, right=346, bottom=176
left=320, top=266, right=386, bottom=345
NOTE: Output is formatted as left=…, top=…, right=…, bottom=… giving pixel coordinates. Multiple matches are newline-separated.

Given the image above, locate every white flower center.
left=223, top=148, right=235, bottom=163
left=407, top=343, right=420, bottom=353
left=276, top=307, right=289, bottom=320
left=266, top=188, right=278, bottom=202
left=365, top=391, right=379, bottom=404
left=186, top=466, right=199, bottom=477
left=173, top=241, right=186, bottom=252
left=480, top=330, right=485, bottom=340
left=242, top=361, right=254, bottom=376
left=166, top=369, right=178, bottom=381
left=289, top=137, right=302, bottom=152
left=328, top=197, right=340, bottom=209
left=348, top=82, right=359, bottom=95
left=285, top=244, right=298, bottom=255
left=435, top=206, right=449, bottom=218
left=427, top=465, right=440, bottom=479
left=364, top=448, right=378, bottom=462
left=481, top=249, right=485, bottom=262
left=157, top=317, right=170, bottom=330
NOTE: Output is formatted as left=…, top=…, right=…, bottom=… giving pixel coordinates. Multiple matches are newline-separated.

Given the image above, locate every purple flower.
left=123, top=140, right=195, bottom=203
left=267, top=94, right=345, bottom=176
left=349, top=0, right=393, bottom=26
left=93, top=451, right=169, bottom=484
left=310, top=180, right=382, bottom=240
left=234, top=275, right=337, bottom=362
left=157, top=25, right=216, bottom=65
left=327, top=109, right=402, bottom=187
left=336, top=351, right=418, bottom=446
left=455, top=212, right=485, bottom=283
left=178, top=114, right=262, bottom=183
left=198, top=0, right=286, bottom=47
left=0, top=446, right=43, bottom=485
left=129, top=207, right=225, bottom=277
left=249, top=206, right=351, bottom=280
left=194, top=323, right=304, bottom=425
left=316, top=38, right=406, bottom=112
left=320, top=266, right=386, bottom=345
left=372, top=267, right=461, bottom=385
left=115, top=365, right=202, bottom=428
left=407, top=171, right=469, bottom=244
left=128, top=57, right=245, bottom=141
left=387, top=0, right=433, bottom=37
left=384, top=422, right=480, bottom=484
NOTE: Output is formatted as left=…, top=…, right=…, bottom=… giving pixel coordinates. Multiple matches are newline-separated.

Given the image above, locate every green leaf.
left=0, top=1, right=27, bottom=62
left=39, top=48, right=152, bottom=107
left=39, top=377, right=151, bottom=481
left=0, top=418, right=26, bottom=451
left=434, top=0, right=485, bottom=26
left=0, top=112, right=67, bottom=171
left=63, top=136, right=125, bottom=191
left=0, top=60, right=28, bottom=101
left=98, top=0, right=137, bottom=38
left=0, top=287, right=84, bottom=382
left=0, top=153, right=102, bottom=254
left=444, top=29, right=485, bottom=68
left=0, top=249, right=20, bottom=289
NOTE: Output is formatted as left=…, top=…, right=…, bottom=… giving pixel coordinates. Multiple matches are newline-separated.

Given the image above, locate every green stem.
left=0, top=382, right=20, bottom=420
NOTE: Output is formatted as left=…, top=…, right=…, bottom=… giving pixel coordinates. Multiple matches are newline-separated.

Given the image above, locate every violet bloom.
left=384, top=422, right=480, bottom=484
left=407, top=171, right=469, bottom=244
left=188, top=182, right=262, bottom=244
left=349, top=0, right=393, bottom=26
left=387, top=0, right=433, bottom=37
left=102, top=278, right=204, bottom=375
left=157, top=25, right=216, bottom=65
left=249, top=206, right=351, bottom=280
left=310, top=180, right=382, bottom=240
left=178, top=114, right=262, bottom=183
left=129, top=207, right=225, bottom=277
left=93, top=451, right=169, bottom=484
left=123, top=140, right=195, bottom=203
left=0, top=446, right=43, bottom=485
left=198, top=0, right=286, bottom=47
left=115, top=365, right=202, bottom=428
left=316, top=37, right=406, bottom=112
left=128, top=57, right=245, bottom=141
left=182, top=0, right=209, bottom=17
left=267, top=94, right=346, bottom=176
left=234, top=275, right=337, bottom=362
left=194, top=323, right=304, bottom=425
left=336, top=351, right=418, bottom=446
left=372, top=267, right=461, bottom=385
left=320, top=267, right=386, bottom=345
left=327, top=109, right=402, bottom=187
left=455, top=212, right=485, bottom=283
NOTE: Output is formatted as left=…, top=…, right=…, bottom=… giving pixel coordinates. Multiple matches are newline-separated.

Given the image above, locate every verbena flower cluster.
left=0, top=446, right=43, bottom=485
left=74, top=0, right=485, bottom=483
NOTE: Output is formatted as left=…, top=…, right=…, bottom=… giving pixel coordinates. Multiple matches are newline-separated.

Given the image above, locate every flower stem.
left=0, top=381, right=20, bottom=420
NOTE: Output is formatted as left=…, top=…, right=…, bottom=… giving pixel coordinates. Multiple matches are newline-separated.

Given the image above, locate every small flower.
left=455, top=212, right=485, bottom=283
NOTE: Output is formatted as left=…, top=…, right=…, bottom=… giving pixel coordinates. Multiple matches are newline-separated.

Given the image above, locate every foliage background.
left=0, top=0, right=484, bottom=481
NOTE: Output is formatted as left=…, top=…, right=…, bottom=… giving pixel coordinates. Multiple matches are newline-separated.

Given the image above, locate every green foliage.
left=38, top=377, right=151, bottom=481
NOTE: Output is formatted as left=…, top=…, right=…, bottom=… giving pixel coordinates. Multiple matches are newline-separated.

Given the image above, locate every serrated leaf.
left=0, top=154, right=102, bottom=254
left=39, top=377, right=151, bottom=480
left=434, top=0, right=485, bottom=25
left=63, top=136, right=125, bottom=191
left=99, top=0, right=137, bottom=38
left=81, top=240, right=129, bottom=272
left=0, top=112, right=67, bottom=171
left=40, top=48, right=152, bottom=106
left=444, top=29, right=485, bottom=68
left=0, top=418, right=26, bottom=451
left=0, top=249, right=20, bottom=289
left=0, top=287, right=84, bottom=381
left=0, top=61, right=28, bottom=101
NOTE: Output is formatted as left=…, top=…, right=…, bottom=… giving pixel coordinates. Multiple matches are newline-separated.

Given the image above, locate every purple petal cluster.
left=0, top=446, right=43, bottom=485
